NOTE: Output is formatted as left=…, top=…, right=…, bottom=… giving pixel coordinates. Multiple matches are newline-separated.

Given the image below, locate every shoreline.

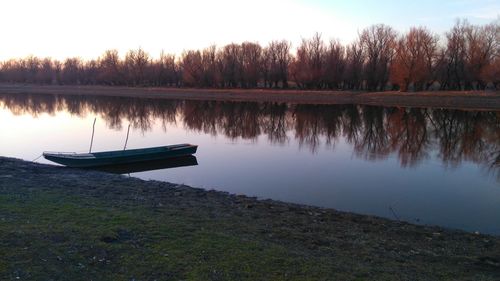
left=0, top=83, right=499, bottom=110
left=1, top=156, right=499, bottom=279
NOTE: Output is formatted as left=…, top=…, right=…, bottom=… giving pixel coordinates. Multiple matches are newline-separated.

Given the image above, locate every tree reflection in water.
left=1, top=93, right=498, bottom=179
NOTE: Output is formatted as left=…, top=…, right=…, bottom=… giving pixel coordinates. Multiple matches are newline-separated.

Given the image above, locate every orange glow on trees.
left=1, top=19, right=498, bottom=91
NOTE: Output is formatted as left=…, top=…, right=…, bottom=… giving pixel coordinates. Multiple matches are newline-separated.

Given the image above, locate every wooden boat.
left=43, top=144, right=197, bottom=168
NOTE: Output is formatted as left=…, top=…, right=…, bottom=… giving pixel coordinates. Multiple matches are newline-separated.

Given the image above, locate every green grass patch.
left=0, top=188, right=339, bottom=280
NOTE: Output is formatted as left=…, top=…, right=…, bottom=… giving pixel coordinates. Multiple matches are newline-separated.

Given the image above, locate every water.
left=1, top=93, right=499, bottom=234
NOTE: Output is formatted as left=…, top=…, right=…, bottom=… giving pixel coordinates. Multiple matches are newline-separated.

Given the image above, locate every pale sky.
left=0, top=0, right=498, bottom=60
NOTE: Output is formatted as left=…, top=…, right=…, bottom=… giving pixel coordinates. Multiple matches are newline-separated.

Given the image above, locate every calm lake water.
left=1, top=93, right=499, bottom=234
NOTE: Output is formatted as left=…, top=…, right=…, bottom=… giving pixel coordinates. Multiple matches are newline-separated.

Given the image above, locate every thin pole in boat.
left=124, top=124, right=131, bottom=150
left=89, top=117, right=97, bottom=153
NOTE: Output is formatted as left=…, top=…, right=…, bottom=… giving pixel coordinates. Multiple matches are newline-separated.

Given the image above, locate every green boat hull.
left=43, top=144, right=198, bottom=168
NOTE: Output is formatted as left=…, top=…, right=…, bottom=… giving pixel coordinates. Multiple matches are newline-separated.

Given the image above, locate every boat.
left=43, top=144, right=198, bottom=168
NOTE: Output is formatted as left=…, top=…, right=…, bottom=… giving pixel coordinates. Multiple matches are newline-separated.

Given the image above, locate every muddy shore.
left=0, top=84, right=499, bottom=110
left=0, top=157, right=499, bottom=280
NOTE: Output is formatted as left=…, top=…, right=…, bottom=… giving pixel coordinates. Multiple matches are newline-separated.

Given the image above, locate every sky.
left=0, top=0, right=498, bottom=60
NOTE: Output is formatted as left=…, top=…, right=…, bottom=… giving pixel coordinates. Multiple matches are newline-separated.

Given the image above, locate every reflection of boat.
left=43, top=144, right=198, bottom=168
left=90, top=155, right=198, bottom=174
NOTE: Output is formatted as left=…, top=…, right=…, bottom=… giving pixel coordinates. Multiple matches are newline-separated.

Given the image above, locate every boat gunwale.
left=43, top=144, right=197, bottom=160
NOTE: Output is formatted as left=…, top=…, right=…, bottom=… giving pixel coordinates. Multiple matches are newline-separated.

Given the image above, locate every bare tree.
left=261, top=47, right=272, bottom=88
left=292, top=33, right=326, bottom=89
left=219, top=43, right=243, bottom=87
left=61, top=57, right=82, bottom=84
left=98, top=49, right=122, bottom=85
left=359, top=24, right=397, bottom=91
left=323, top=39, right=346, bottom=89
left=391, top=27, right=439, bottom=91
left=181, top=50, right=203, bottom=87
left=53, top=60, right=62, bottom=84
left=265, top=40, right=292, bottom=88
left=82, top=59, right=99, bottom=85
left=153, top=51, right=179, bottom=87
left=201, top=45, right=219, bottom=87
left=464, top=21, right=500, bottom=89
left=481, top=57, right=500, bottom=89
left=1, top=59, right=25, bottom=82
left=25, top=56, right=40, bottom=83
left=124, top=48, right=150, bottom=86
left=36, top=58, right=54, bottom=84
left=344, top=41, right=364, bottom=90
left=441, top=20, right=468, bottom=90
left=241, top=42, right=262, bottom=88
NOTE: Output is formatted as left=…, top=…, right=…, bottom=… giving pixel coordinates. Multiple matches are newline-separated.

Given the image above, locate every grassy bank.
left=0, top=157, right=499, bottom=280
left=0, top=83, right=499, bottom=110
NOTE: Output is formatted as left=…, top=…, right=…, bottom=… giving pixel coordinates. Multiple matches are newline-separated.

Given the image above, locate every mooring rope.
left=32, top=154, right=43, bottom=162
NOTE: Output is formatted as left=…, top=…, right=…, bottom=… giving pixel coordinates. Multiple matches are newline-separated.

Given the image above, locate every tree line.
left=1, top=19, right=499, bottom=91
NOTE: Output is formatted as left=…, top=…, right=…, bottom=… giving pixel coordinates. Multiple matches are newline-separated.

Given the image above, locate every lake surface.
left=1, top=93, right=499, bottom=234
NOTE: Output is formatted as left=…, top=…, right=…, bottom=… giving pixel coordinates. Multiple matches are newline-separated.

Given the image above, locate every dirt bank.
left=0, top=83, right=499, bottom=110
left=0, top=157, right=499, bottom=280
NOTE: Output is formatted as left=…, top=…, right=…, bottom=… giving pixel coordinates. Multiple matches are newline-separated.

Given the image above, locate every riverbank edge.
left=0, top=83, right=499, bottom=110
left=1, top=156, right=500, bottom=279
